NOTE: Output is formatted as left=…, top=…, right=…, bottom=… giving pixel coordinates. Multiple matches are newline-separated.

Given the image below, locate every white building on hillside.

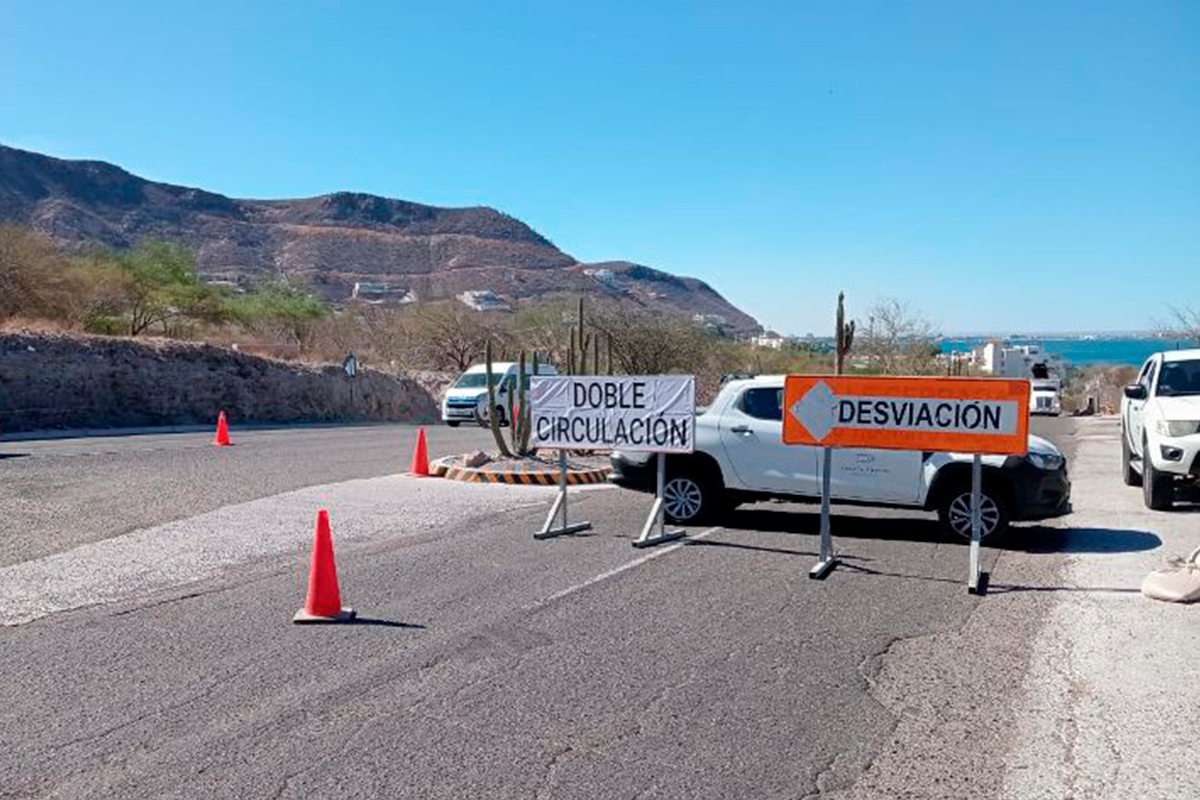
left=351, top=282, right=416, bottom=305
left=583, top=268, right=615, bottom=286
left=457, top=290, right=510, bottom=312
left=751, top=331, right=785, bottom=349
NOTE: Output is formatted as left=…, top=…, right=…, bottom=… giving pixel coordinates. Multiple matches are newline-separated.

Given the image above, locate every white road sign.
left=530, top=375, right=695, bottom=453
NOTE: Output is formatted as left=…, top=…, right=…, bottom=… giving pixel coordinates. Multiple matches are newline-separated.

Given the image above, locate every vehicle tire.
left=1122, top=427, right=1141, bottom=486
left=662, top=469, right=726, bottom=525
left=475, top=405, right=507, bottom=428
left=1142, top=436, right=1174, bottom=510
left=936, top=481, right=1011, bottom=541
left=446, top=421, right=461, bottom=428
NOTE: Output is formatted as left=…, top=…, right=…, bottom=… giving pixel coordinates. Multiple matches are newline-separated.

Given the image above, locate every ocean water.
left=939, top=338, right=1196, bottom=367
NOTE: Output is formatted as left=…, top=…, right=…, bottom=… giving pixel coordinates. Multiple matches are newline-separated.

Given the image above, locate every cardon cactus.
left=487, top=340, right=538, bottom=457
left=835, top=291, right=855, bottom=375
left=565, top=296, right=611, bottom=376
left=485, top=339, right=513, bottom=458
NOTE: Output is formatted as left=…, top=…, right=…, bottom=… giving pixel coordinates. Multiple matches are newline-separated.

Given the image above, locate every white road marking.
left=527, top=526, right=723, bottom=609
left=0, top=475, right=557, bottom=626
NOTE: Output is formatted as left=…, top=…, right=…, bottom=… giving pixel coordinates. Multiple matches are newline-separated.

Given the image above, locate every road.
left=1, top=417, right=1195, bottom=799
left=0, top=423, right=497, bottom=567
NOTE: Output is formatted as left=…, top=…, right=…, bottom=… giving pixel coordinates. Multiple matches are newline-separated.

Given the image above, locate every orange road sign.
left=783, top=375, right=1030, bottom=455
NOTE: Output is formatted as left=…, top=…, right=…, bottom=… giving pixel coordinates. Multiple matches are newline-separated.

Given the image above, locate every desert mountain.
left=0, top=144, right=759, bottom=332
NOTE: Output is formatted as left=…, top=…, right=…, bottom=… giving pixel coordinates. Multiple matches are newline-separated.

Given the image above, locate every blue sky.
left=2, top=0, right=1196, bottom=335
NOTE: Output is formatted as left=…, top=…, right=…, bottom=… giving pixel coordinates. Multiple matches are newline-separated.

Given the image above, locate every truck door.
left=718, top=386, right=819, bottom=496
left=827, top=448, right=922, bottom=505
left=1128, top=358, right=1156, bottom=453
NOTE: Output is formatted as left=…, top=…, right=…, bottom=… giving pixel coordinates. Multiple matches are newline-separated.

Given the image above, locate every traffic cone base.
left=292, top=606, right=356, bottom=624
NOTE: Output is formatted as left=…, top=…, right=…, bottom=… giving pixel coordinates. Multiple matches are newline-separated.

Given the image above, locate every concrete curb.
left=430, top=457, right=610, bottom=486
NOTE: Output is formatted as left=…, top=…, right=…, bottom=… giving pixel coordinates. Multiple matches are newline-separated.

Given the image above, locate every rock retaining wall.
left=0, top=331, right=443, bottom=433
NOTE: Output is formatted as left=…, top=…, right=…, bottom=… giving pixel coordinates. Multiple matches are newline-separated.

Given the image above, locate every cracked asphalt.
left=6, top=417, right=1178, bottom=799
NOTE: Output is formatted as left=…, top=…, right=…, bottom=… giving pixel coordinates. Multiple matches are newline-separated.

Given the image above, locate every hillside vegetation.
left=0, top=144, right=759, bottom=333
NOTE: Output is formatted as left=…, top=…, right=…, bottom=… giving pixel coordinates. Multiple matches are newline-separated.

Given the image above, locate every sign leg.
left=967, top=453, right=987, bottom=594
left=534, top=449, right=592, bottom=539
left=809, top=447, right=838, bottom=579
left=633, top=452, right=686, bottom=548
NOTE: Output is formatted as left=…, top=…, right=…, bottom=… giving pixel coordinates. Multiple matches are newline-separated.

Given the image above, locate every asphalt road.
left=0, top=417, right=1128, bottom=799
left=0, top=423, right=497, bottom=567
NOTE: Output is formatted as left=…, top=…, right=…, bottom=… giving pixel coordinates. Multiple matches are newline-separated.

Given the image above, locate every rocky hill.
left=0, top=144, right=759, bottom=333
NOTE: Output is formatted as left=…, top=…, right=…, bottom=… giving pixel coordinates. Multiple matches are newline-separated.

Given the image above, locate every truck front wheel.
left=662, top=469, right=734, bottom=525
left=1121, top=427, right=1141, bottom=486
left=1142, top=436, right=1174, bottom=510
left=937, top=482, right=1010, bottom=541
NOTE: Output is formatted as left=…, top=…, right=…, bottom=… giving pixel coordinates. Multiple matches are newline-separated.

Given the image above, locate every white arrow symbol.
left=789, top=380, right=837, bottom=441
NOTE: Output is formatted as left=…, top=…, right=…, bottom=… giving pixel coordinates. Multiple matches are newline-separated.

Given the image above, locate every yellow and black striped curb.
left=430, top=457, right=610, bottom=486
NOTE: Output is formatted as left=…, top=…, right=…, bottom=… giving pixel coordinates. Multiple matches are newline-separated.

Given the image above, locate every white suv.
left=610, top=375, right=1071, bottom=540
left=1120, top=349, right=1200, bottom=509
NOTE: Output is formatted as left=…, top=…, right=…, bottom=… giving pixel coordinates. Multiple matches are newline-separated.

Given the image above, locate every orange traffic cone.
left=213, top=410, right=232, bottom=447
left=410, top=427, right=430, bottom=476
left=293, top=510, right=356, bottom=624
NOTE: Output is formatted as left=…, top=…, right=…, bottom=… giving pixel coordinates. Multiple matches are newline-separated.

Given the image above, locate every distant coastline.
left=939, top=337, right=1193, bottom=367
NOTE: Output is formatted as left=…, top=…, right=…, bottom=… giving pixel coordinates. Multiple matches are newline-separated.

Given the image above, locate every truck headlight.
left=1155, top=420, right=1200, bottom=437
left=1027, top=451, right=1064, bottom=470
left=614, top=450, right=653, bottom=466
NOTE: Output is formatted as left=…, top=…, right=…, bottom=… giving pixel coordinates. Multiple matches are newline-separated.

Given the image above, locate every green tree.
left=231, top=278, right=329, bottom=350
left=116, top=239, right=217, bottom=336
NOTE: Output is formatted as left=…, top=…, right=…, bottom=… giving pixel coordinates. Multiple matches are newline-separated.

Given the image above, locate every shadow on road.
left=348, top=617, right=426, bottom=629
left=682, top=538, right=819, bottom=559
left=715, top=508, right=1162, bottom=556
left=1006, top=525, right=1161, bottom=554
left=718, top=507, right=948, bottom=546
left=985, top=582, right=1142, bottom=596
left=0, top=453, right=31, bottom=460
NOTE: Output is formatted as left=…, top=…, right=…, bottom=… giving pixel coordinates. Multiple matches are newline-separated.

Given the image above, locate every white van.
left=442, top=361, right=559, bottom=427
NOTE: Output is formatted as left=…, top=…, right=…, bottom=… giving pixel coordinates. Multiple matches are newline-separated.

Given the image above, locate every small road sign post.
left=343, top=352, right=358, bottom=408
left=530, top=375, right=695, bottom=547
left=534, top=448, right=593, bottom=540
left=782, top=376, right=1030, bottom=591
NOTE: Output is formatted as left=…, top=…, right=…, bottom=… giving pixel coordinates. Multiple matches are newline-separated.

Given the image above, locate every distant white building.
left=457, top=290, right=510, bottom=312
left=352, top=282, right=415, bottom=305
left=977, top=341, right=1066, bottom=378
left=692, top=313, right=727, bottom=326
left=751, top=331, right=785, bottom=350
left=583, top=268, right=616, bottom=287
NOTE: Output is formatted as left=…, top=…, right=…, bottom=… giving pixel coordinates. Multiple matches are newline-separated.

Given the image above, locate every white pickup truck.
left=1120, top=349, right=1200, bottom=509
left=610, top=375, right=1071, bottom=539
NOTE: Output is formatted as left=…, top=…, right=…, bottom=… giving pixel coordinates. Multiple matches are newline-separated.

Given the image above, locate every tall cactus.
left=566, top=295, right=610, bottom=376
left=487, top=340, right=539, bottom=457
left=519, top=352, right=538, bottom=453
left=485, top=339, right=513, bottom=458
left=835, top=291, right=856, bottom=375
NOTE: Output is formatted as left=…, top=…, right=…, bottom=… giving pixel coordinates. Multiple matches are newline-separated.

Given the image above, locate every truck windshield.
left=1156, top=359, right=1200, bottom=397
left=453, top=373, right=492, bottom=389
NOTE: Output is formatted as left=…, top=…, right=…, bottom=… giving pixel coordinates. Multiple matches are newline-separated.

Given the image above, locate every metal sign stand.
left=633, top=452, right=686, bottom=549
left=809, top=446, right=839, bottom=579
left=967, top=454, right=988, bottom=594
left=534, top=450, right=593, bottom=540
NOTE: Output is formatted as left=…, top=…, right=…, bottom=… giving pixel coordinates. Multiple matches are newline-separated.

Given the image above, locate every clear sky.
left=2, top=0, right=1196, bottom=336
